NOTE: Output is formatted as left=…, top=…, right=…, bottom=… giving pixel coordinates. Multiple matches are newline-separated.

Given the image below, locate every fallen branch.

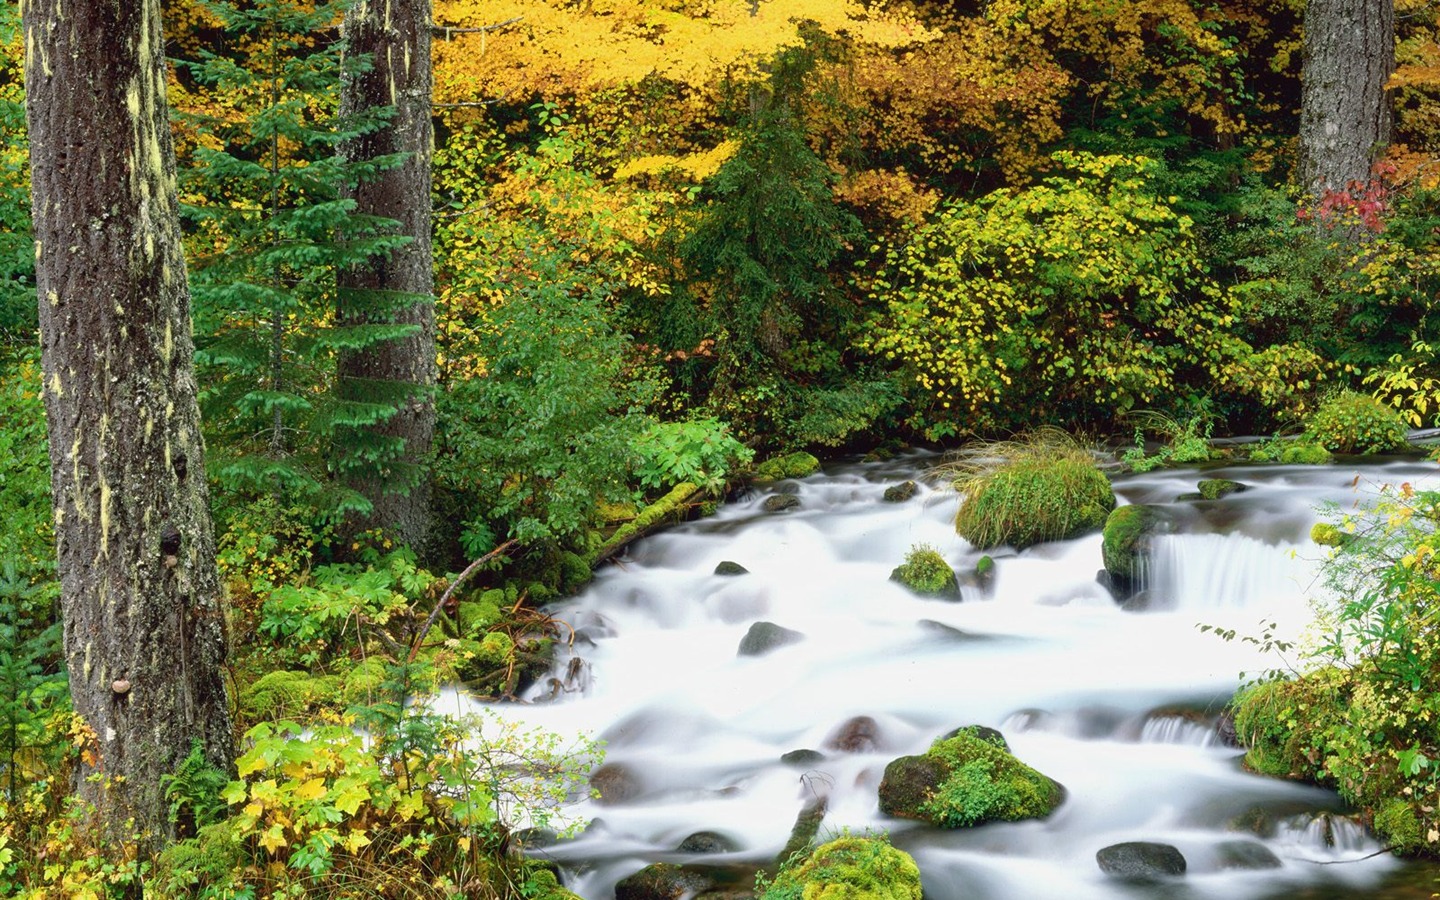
left=588, top=482, right=705, bottom=567
left=408, top=540, right=519, bottom=662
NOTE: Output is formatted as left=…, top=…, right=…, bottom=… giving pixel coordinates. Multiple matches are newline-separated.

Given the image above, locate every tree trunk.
left=337, top=0, right=437, bottom=551
left=23, top=0, right=233, bottom=853
left=1298, top=0, right=1394, bottom=197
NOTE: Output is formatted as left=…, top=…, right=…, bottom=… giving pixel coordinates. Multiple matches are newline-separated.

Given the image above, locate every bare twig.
left=433, top=16, right=523, bottom=38
left=408, top=540, right=519, bottom=662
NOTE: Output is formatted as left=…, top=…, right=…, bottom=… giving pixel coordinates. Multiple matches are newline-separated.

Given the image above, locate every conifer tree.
left=337, top=0, right=438, bottom=551
left=178, top=0, right=418, bottom=520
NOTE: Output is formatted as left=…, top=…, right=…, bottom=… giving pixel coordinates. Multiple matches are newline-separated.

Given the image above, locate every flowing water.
left=458, top=454, right=1440, bottom=900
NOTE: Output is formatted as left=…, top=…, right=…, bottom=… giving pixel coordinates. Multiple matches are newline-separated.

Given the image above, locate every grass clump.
left=1304, top=391, right=1409, bottom=455
left=1120, top=410, right=1216, bottom=472
left=889, top=544, right=959, bottom=598
left=943, top=430, right=1115, bottom=550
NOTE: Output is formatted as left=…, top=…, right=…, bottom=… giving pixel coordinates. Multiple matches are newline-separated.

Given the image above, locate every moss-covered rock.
left=888, top=544, right=960, bottom=598
left=714, top=560, right=749, bottom=576
left=456, top=594, right=503, bottom=637
left=878, top=730, right=1064, bottom=827
left=524, top=868, right=585, bottom=900
left=1305, top=391, right=1409, bottom=455
left=955, top=453, right=1114, bottom=550
left=1102, top=505, right=1164, bottom=589
left=755, top=452, right=821, bottom=482
left=1198, top=478, right=1245, bottom=500
left=761, top=836, right=921, bottom=900
left=558, top=551, right=593, bottom=594
left=763, top=494, right=801, bottom=513
left=240, top=670, right=343, bottom=722
left=615, top=863, right=717, bottom=900
left=1375, top=798, right=1424, bottom=853
left=1280, top=442, right=1332, bottom=465
left=882, top=481, right=917, bottom=503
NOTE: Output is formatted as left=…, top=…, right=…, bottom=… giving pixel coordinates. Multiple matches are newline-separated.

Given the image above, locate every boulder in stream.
left=1198, top=478, right=1246, bottom=500
left=826, top=715, right=883, bottom=753
left=1101, top=504, right=1167, bottom=595
left=615, top=864, right=718, bottom=900
left=589, top=762, right=644, bottom=805
left=883, top=481, right=918, bottom=503
left=1095, top=841, right=1187, bottom=880
left=889, top=544, right=960, bottom=599
left=1213, top=839, right=1282, bottom=870
left=678, top=831, right=742, bottom=854
left=765, top=836, right=921, bottom=900
left=762, top=494, right=801, bottom=513
left=738, top=622, right=804, bottom=657
left=714, top=560, right=750, bottom=576
left=878, top=728, right=1064, bottom=827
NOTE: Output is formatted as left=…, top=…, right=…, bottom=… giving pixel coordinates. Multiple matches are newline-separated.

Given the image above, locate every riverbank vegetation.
left=3, top=0, right=1440, bottom=893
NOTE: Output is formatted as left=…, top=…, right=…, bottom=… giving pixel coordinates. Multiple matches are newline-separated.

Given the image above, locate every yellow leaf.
left=237, top=751, right=267, bottom=778
left=344, top=829, right=372, bottom=854
left=259, top=824, right=288, bottom=854
left=243, top=802, right=265, bottom=819
left=458, top=836, right=471, bottom=854
left=294, top=778, right=327, bottom=802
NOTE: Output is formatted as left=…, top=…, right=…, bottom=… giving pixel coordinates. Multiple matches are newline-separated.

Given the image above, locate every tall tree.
left=1298, top=0, right=1395, bottom=197
left=22, top=0, right=233, bottom=852
left=336, top=0, right=437, bottom=550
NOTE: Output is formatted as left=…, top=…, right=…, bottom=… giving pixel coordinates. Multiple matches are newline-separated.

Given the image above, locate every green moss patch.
left=761, top=836, right=921, bottom=900
left=755, top=452, right=821, bottom=481
left=1102, top=505, right=1162, bottom=585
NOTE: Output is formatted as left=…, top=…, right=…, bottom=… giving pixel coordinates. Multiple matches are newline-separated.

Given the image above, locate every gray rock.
left=780, top=748, right=824, bottom=766
left=762, top=494, right=801, bottom=513
left=737, top=621, right=803, bottom=657
left=1214, top=840, right=1282, bottom=871
left=678, top=831, right=742, bottom=854
left=589, top=762, right=642, bottom=805
left=615, top=864, right=717, bottom=900
left=1096, top=842, right=1187, bottom=880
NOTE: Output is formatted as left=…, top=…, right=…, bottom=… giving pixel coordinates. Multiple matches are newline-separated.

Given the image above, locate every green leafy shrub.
left=1227, top=487, right=1440, bottom=856
left=1304, top=390, right=1409, bottom=455
left=889, top=544, right=959, bottom=597
left=945, top=431, right=1115, bottom=550
left=634, top=418, right=752, bottom=494
left=1247, top=435, right=1332, bottom=464
left=865, top=152, right=1237, bottom=436
left=759, top=834, right=922, bottom=900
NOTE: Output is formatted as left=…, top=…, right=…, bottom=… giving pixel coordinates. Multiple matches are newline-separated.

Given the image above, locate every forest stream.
left=454, top=454, right=1440, bottom=900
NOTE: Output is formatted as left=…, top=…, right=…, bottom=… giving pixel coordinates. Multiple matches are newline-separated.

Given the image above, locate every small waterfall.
left=1139, top=715, right=1218, bottom=747
left=1148, top=533, right=1321, bottom=614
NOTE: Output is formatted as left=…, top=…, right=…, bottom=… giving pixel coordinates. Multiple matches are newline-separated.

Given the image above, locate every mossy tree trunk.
left=1298, top=0, right=1394, bottom=198
left=22, top=0, right=233, bottom=854
left=336, top=0, right=437, bottom=551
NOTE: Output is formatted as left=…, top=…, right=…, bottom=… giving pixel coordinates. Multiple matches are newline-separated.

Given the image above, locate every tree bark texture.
left=337, top=0, right=437, bottom=551
left=22, top=0, right=233, bottom=850
left=1298, top=0, right=1394, bottom=197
